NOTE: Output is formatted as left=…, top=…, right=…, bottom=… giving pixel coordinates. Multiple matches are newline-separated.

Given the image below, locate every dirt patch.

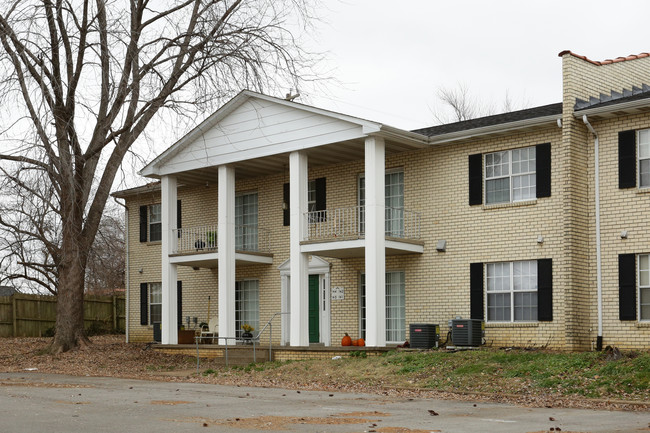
left=377, top=428, right=441, bottom=433
left=55, top=400, right=91, bottom=405
left=175, top=414, right=379, bottom=430
left=0, top=380, right=92, bottom=389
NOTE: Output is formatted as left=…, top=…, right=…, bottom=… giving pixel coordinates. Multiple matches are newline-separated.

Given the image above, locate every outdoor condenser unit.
left=450, top=319, right=483, bottom=347
left=409, top=323, right=440, bottom=349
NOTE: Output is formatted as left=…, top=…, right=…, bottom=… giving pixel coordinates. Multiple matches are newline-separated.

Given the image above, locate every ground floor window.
left=638, top=254, right=650, bottom=320
left=149, top=282, right=162, bottom=325
left=360, top=271, right=406, bottom=342
left=486, top=260, right=537, bottom=322
left=235, top=279, right=259, bottom=338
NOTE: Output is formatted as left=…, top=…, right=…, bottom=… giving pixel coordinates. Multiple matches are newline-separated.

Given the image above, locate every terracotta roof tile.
left=558, top=50, right=650, bottom=66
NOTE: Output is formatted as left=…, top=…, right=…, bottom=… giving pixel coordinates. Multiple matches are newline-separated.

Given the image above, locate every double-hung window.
left=359, top=271, right=406, bottom=342
left=148, top=282, right=162, bottom=324
left=486, top=260, right=538, bottom=322
left=638, top=129, right=650, bottom=188
left=235, top=193, right=258, bottom=251
left=235, top=279, right=259, bottom=338
left=638, top=254, right=650, bottom=320
left=485, top=147, right=536, bottom=204
left=148, top=204, right=162, bottom=242
left=358, top=170, right=405, bottom=237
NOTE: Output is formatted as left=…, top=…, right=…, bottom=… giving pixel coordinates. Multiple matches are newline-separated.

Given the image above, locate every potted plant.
left=241, top=324, right=254, bottom=344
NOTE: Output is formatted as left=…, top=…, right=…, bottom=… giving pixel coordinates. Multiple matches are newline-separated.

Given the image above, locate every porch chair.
left=200, top=316, right=218, bottom=344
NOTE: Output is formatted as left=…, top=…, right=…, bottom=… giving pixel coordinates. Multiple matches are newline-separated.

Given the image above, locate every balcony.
left=169, top=224, right=272, bottom=267
left=301, top=206, right=424, bottom=258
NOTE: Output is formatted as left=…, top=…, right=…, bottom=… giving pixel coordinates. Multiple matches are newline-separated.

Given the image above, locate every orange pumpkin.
left=357, top=338, right=365, bottom=347
left=351, top=339, right=359, bottom=346
left=341, top=333, right=352, bottom=346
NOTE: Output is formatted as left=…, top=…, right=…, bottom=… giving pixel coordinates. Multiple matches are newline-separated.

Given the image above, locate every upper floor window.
left=148, top=204, right=162, bottom=242
left=485, top=147, right=536, bottom=204
left=235, top=192, right=258, bottom=251
left=358, top=170, right=404, bottom=236
left=638, top=129, right=650, bottom=188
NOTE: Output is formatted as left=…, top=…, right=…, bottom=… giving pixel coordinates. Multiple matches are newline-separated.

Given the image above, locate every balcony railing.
left=303, top=206, right=421, bottom=242
left=172, top=224, right=270, bottom=254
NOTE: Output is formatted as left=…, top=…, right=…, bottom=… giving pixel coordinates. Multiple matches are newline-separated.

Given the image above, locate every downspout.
left=114, top=197, right=129, bottom=343
left=582, top=115, right=603, bottom=351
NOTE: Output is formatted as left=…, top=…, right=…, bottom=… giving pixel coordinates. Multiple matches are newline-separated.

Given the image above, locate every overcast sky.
left=296, top=0, right=650, bottom=131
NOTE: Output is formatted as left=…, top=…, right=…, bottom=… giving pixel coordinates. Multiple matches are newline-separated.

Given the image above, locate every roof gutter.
left=583, top=114, right=603, bottom=352
left=575, top=97, right=650, bottom=117
left=427, top=114, right=561, bottom=145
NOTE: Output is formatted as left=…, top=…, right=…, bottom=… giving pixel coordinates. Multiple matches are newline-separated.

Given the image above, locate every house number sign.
left=331, top=286, right=344, bottom=300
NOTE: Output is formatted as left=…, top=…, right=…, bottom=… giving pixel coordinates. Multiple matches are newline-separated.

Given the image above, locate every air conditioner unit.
left=409, top=323, right=440, bottom=349
left=451, top=319, right=483, bottom=347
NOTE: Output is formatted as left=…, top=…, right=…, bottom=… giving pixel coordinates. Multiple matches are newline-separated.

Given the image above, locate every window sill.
left=636, top=187, right=650, bottom=195
left=636, top=321, right=650, bottom=328
left=485, top=322, right=539, bottom=328
left=146, top=241, right=162, bottom=246
left=482, top=199, right=537, bottom=211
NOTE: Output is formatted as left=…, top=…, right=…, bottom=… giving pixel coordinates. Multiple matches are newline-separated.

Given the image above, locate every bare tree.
left=0, top=0, right=320, bottom=352
left=431, top=84, right=529, bottom=124
left=85, top=202, right=125, bottom=295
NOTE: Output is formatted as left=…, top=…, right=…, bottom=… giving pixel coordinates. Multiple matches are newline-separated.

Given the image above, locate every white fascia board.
left=573, top=98, right=650, bottom=117
left=427, top=115, right=560, bottom=145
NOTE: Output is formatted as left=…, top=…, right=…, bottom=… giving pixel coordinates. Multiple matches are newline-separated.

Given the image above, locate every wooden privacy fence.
left=0, top=293, right=125, bottom=338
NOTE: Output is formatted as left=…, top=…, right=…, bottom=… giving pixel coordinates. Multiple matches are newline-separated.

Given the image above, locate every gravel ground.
left=0, top=335, right=647, bottom=413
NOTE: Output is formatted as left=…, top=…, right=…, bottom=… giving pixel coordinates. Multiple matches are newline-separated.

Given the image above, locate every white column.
left=289, top=151, right=309, bottom=346
left=364, top=136, right=386, bottom=347
left=218, top=165, right=236, bottom=341
left=161, top=175, right=178, bottom=344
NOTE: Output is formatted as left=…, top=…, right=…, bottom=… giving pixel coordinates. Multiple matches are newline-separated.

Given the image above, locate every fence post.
left=112, top=295, right=117, bottom=331
left=12, top=296, right=17, bottom=337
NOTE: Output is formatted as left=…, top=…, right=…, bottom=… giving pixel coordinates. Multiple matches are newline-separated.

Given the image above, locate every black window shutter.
left=537, top=258, right=553, bottom=321
left=315, top=177, right=326, bottom=211
left=618, top=130, right=636, bottom=189
left=283, top=183, right=290, bottom=226
left=470, top=262, right=484, bottom=320
left=177, top=281, right=183, bottom=328
left=619, top=253, right=637, bottom=321
left=139, top=206, right=148, bottom=242
left=468, top=154, right=483, bottom=205
left=140, top=283, right=148, bottom=325
left=536, top=143, right=551, bottom=198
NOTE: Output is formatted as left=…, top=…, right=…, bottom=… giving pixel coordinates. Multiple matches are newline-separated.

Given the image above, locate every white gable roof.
left=140, top=91, right=427, bottom=178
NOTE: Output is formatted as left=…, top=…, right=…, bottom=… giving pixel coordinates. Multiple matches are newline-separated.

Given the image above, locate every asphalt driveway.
left=0, top=373, right=647, bottom=433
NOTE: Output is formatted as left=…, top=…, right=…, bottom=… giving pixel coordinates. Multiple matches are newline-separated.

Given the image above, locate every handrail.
left=194, top=335, right=257, bottom=373
left=255, top=311, right=289, bottom=361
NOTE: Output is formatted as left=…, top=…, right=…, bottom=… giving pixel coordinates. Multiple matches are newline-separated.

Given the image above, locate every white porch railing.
left=172, top=225, right=270, bottom=253
left=303, top=206, right=421, bottom=242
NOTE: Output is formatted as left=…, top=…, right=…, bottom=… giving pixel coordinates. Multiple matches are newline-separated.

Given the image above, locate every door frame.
left=279, top=256, right=331, bottom=346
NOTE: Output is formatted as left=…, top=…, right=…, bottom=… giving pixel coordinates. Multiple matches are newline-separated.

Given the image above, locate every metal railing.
left=255, top=311, right=289, bottom=361
left=304, top=206, right=421, bottom=241
left=172, top=225, right=271, bottom=254
left=194, top=335, right=258, bottom=373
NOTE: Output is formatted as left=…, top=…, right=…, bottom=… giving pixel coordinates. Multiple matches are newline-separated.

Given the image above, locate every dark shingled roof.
left=0, top=286, right=16, bottom=296
left=412, top=103, right=562, bottom=137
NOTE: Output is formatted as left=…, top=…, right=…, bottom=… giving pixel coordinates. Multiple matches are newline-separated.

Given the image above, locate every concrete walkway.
left=0, top=373, right=647, bottom=433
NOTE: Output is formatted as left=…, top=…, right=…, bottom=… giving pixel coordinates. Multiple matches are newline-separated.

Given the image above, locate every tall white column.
left=161, top=175, right=178, bottom=344
left=364, top=136, right=386, bottom=347
left=218, top=165, right=236, bottom=341
left=289, top=151, right=309, bottom=346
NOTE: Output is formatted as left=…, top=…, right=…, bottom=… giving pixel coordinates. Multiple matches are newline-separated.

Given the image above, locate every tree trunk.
left=50, top=233, right=90, bottom=353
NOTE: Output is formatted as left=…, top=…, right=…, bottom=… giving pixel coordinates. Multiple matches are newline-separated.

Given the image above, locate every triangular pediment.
left=278, top=255, right=331, bottom=274
left=141, top=91, right=381, bottom=177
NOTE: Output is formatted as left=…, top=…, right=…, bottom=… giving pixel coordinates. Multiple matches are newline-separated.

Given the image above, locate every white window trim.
left=637, top=129, right=650, bottom=189
left=485, top=261, right=538, bottom=323
left=235, top=191, right=258, bottom=251
left=148, top=204, right=162, bottom=242
left=235, top=278, right=260, bottom=338
left=484, top=146, right=536, bottom=204
left=638, top=254, right=650, bottom=321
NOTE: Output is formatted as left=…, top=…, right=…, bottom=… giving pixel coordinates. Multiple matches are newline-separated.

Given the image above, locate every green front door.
left=308, top=275, right=319, bottom=343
